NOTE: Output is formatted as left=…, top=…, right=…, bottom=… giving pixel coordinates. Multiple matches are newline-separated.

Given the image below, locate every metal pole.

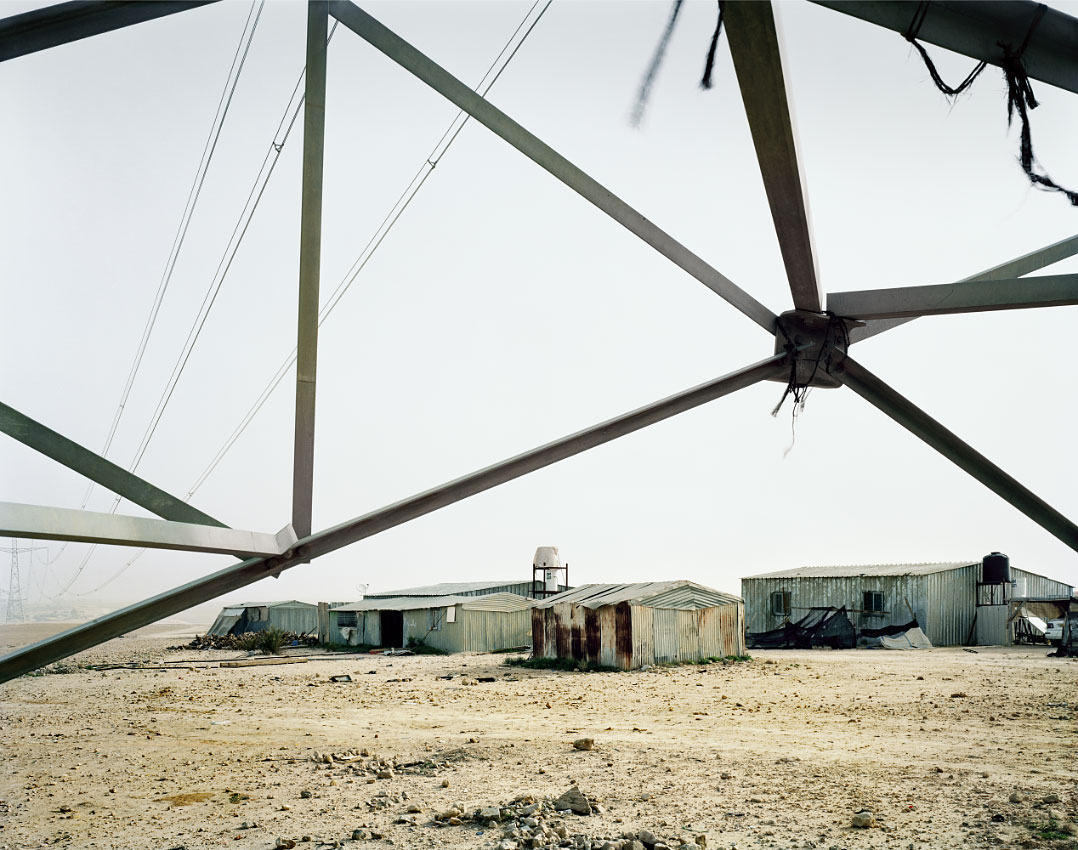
left=809, top=1, right=1078, bottom=96
left=0, top=400, right=224, bottom=528
left=0, top=353, right=787, bottom=682
left=0, top=501, right=295, bottom=558
left=836, top=355, right=1078, bottom=553
left=725, top=1, right=821, bottom=313
left=0, top=0, right=219, bottom=63
left=849, top=233, right=1078, bottom=343
left=293, top=0, right=328, bottom=541
left=830, top=273, right=1078, bottom=320
left=327, top=0, right=777, bottom=333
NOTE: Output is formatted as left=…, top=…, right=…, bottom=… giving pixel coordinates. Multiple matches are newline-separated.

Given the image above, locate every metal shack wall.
left=267, top=604, right=318, bottom=635
left=532, top=602, right=636, bottom=669
left=532, top=601, right=744, bottom=669
left=1011, top=568, right=1072, bottom=598
left=326, top=610, right=381, bottom=646
left=649, top=604, right=744, bottom=664
left=743, top=570, right=978, bottom=646
left=918, top=566, right=976, bottom=646
left=429, top=608, right=531, bottom=653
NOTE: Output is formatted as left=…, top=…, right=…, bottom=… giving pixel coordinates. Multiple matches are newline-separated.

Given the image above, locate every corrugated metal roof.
left=743, top=562, right=978, bottom=579
left=461, top=593, right=534, bottom=613
left=365, top=580, right=528, bottom=597
left=228, top=600, right=317, bottom=609
left=332, top=592, right=533, bottom=613
left=533, top=581, right=741, bottom=610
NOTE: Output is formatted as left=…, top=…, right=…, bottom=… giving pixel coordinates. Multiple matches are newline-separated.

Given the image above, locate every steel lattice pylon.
left=5, top=541, right=24, bottom=624
left=0, top=0, right=1076, bottom=682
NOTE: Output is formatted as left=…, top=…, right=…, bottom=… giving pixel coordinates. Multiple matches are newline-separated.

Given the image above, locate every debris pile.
left=419, top=790, right=704, bottom=850
left=175, top=632, right=316, bottom=651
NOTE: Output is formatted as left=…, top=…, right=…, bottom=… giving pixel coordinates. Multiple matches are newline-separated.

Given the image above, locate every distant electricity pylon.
left=5, top=539, right=49, bottom=623
left=5, top=539, right=24, bottom=622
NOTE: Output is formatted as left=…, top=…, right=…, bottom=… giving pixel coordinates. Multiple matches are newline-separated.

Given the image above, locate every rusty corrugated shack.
left=531, top=581, right=745, bottom=670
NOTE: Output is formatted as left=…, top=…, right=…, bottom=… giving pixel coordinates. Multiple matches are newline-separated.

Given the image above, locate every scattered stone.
left=299, top=790, right=313, bottom=799
left=441, top=779, right=451, bottom=788
left=376, top=769, right=394, bottom=780
left=351, top=828, right=370, bottom=840
left=406, top=803, right=422, bottom=813
left=573, top=738, right=595, bottom=751
left=1043, top=793, right=1062, bottom=804
left=851, top=811, right=875, bottom=828
left=638, top=829, right=658, bottom=845
left=695, top=835, right=707, bottom=848
left=554, top=787, right=592, bottom=816
left=1009, top=791, right=1024, bottom=804
left=275, top=840, right=297, bottom=849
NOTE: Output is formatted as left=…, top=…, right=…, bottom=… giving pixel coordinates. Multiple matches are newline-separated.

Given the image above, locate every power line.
left=189, top=0, right=553, bottom=499
left=41, top=4, right=266, bottom=578
left=83, top=0, right=267, bottom=509
left=128, top=19, right=342, bottom=479
left=50, top=3, right=267, bottom=596
left=79, top=0, right=553, bottom=597
left=63, top=20, right=342, bottom=597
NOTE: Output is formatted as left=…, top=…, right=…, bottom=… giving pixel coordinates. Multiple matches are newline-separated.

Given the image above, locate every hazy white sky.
left=1, top=0, right=1076, bottom=623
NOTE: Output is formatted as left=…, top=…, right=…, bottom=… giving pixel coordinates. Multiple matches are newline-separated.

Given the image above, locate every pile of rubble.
left=175, top=632, right=314, bottom=650
left=431, top=790, right=708, bottom=850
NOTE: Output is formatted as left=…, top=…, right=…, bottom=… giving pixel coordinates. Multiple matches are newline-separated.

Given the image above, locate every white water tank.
left=533, top=546, right=564, bottom=593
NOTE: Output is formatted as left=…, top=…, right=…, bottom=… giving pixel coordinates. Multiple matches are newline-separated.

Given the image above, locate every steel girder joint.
left=770, top=310, right=855, bottom=388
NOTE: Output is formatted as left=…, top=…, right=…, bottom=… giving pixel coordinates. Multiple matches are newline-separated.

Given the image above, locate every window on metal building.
left=771, top=591, right=791, bottom=617
left=863, top=590, right=885, bottom=614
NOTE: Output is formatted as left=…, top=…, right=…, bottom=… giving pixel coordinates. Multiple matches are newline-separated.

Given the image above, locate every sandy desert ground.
left=0, top=623, right=1075, bottom=850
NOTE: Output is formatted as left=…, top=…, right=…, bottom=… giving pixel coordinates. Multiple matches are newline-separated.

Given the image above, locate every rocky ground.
left=0, top=625, right=1075, bottom=850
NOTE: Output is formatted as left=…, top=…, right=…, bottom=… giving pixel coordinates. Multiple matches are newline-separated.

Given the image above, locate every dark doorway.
left=380, top=610, right=403, bottom=648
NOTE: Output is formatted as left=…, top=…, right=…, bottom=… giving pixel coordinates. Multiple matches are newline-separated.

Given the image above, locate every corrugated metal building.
left=531, top=581, right=745, bottom=670
left=741, top=562, right=1073, bottom=646
left=327, top=592, right=533, bottom=653
left=364, top=579, right=558, bottom=599
left=207, top=600, right=318, bottom=636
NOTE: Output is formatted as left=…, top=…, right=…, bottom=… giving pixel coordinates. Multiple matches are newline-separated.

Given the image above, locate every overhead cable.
left=50, top=2, right=266, bottom=596
left=187, top=0, right=553, bottom=500
left=80, top=0, right=553, bottom=596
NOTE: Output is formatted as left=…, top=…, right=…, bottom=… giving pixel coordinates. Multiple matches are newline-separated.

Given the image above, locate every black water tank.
left=982, top=552, right=1011, bottom=584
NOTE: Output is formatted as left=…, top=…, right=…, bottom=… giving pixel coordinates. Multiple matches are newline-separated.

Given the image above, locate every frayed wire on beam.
left=632, top=0, right=725, bottom=126
left=905, top=1, right=1077, bottom=206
